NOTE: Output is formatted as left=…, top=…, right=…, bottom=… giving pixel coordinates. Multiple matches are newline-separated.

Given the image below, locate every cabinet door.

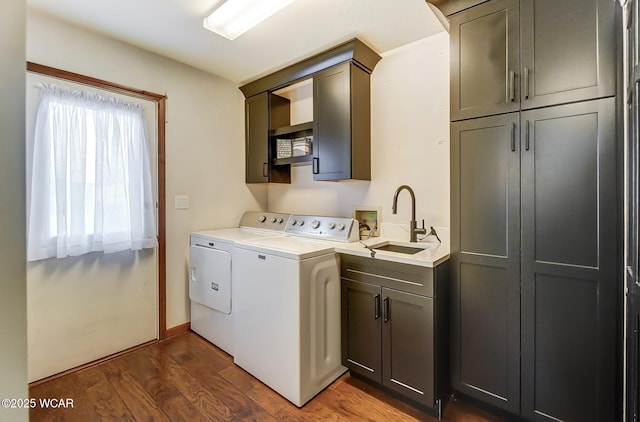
left=450, top=0, right=520, bottom=121
left=450, top=113, right=521, bottom=413
left=520, top=98, right=617, bottom=422
left=382, top=288, right=434, bottom=408
left=341, top=279, right=382, bottom=383
left=313, top=63, right=371, bottom=181
left=245, top=93, right=269, bottom=183
left=520, top=0, right=616, bottom=110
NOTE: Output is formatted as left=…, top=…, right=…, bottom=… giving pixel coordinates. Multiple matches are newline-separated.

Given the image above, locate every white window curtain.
left=27, top=84, right=157, bottom=261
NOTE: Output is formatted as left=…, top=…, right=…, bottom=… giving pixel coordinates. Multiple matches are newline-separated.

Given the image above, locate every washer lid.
left=235, top=235, right=336, bottom=260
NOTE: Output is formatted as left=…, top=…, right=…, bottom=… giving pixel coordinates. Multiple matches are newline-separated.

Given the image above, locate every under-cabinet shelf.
left=272, top=155, right=313, bottom=166
left=273, top=154, right=313, bottom=166
left=270, top=121, right=313, bottom=137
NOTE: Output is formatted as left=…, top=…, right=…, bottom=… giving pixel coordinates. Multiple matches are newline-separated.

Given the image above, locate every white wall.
left=268, top=33, right=450, bottom=229
left=26, top=8, right=267, bottom=378
left=0, top=0, right=28, bottom=420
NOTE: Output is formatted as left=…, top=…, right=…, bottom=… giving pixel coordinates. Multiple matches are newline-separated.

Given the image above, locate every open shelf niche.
left=270, top=79, right=314, bottom=167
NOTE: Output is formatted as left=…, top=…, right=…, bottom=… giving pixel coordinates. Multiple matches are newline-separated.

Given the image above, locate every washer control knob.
left=298, top=220, right=305, bottom=226
left=311, top=220, right=320, bottom=229
left=270, top=217, right=277, bottom=223
left=328, top=222, right=336, bottom=230
left=258, top=215, right=267, bottom=223
left=338, top=223, right=346, bottom=231
left=277, top=218, right=284, bottom=224
left=291, top=220, right=297, bottom=226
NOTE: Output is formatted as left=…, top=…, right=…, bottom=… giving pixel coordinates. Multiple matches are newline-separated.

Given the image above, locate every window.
left=27, top=84, right=157, bottom=261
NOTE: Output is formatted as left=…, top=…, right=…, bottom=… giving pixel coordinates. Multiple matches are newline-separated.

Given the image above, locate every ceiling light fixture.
left=203, top=0, right=297, bottom=40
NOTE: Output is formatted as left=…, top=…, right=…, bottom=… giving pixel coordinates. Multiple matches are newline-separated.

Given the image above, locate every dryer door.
left=189, top=245, right=232, bottom=314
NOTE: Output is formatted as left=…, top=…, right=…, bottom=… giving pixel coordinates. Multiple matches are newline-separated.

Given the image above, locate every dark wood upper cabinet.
left=449, top=0, right=616, bottom=121
left=519, top=0, right=616, bottom=110
left=450, top=0, right=520, bottom=121
left=240, top=39, right=380, bottom=184
left=245, top=93, right=290, bottom=183
left=245, top=93, right=270, bottom=183
left=312, top=63, right=371, bottom=181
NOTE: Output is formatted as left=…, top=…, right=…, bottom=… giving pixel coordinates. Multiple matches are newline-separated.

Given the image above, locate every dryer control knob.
left=328, top=222, right=336, bottom=230
left=258, top=215, right=267, bottom=223
left=291, top=220, right=298, bottom=226
left=338, top=223, right=346, bottom=231
left=277, top=218, right=284, bottom=224
left=270, top=217, right=277, bottom=223
left=311, top=220, right=320, bottom=229
left=298, top=220, right=305, bottom=226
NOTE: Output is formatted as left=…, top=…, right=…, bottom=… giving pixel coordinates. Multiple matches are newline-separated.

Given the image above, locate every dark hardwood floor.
left=29, top=332, right=507, bottom=421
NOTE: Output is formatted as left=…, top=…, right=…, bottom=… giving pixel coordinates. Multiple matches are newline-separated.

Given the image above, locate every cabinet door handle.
left=511, top=122, right=516, bottom=152
left=523, top=67, right=530, bottom=100
left=374, top=294, right=380, bottom=319
left=525, top=120, right=530, bottom=151
left=262, top=162, right=268, bottom=178
left=312, top=157, right=319, bottom=174
left=508, top=70, right=516, bottom=102
left=383, top=297, right=390, bottom=323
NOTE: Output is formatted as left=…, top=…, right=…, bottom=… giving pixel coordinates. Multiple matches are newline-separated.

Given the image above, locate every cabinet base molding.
left=450, top=390, right=525, bottom=422
left=349, top=372, right=447, bottom=420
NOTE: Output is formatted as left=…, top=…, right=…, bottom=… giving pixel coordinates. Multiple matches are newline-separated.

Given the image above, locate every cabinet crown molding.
left=239, top=38, right=380, bottom=99
left=426, top=0, right=489, bottom=16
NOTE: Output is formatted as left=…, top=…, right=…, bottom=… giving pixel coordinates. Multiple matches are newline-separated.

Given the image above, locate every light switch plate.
left=174, top=195, right=190, bottom=210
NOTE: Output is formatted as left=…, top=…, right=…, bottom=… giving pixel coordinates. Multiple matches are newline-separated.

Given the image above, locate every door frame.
left=26, top=61, right=168, bottom=339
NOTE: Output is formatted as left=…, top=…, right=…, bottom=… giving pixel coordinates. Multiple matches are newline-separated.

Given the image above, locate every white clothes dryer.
left=189, top=212, right=289, bottom=355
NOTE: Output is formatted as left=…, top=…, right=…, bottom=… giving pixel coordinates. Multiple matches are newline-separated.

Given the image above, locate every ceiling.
left=27, top=0, right=446, bottom=85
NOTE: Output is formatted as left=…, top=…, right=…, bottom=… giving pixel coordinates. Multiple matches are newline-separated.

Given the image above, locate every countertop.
left=335, top=223, right=450, bottom=268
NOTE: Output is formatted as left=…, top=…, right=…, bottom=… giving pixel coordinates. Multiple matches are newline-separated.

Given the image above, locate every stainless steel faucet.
left=392, top=185, right=427, bottom=242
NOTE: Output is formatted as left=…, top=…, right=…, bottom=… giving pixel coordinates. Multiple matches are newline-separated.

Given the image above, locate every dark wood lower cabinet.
left=450, top=113, right=521, bottom=414
left=340, top=255, right=449, bottom=418
left=628, top=299, right=640, bottom=422
left=382, top=288, right=434, bottom=406
left=342, top=279, right=382, bottom=382
left=520, top=98, right=618, bottom=422
left=450, top=98, right=619, bottom=421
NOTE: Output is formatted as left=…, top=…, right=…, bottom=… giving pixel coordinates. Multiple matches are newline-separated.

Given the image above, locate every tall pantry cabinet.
left=447, top=0, right=620, bottom=420
left=623, top=1, right=640, bottom=420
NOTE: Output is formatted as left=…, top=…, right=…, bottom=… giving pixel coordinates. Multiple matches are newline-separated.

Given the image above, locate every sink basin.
left=371, top=243, right=428, bottom=255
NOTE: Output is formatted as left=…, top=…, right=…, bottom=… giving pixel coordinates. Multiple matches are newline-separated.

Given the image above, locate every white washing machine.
left=189, top=212, right=290, bottom=355
left=233, top=214, right=359, bottom=407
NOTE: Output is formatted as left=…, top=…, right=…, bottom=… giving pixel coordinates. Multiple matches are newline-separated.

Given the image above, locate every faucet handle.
left=413, top=219, right=427, bottom=236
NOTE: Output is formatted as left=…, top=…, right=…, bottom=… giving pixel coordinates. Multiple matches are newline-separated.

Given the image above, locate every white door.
left=25, top=73, right=159, bottom=382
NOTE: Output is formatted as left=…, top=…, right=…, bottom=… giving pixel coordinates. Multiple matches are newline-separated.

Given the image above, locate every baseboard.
left=165, top=321, right=191, bottom=338
left=29, top=339, right=157, bottom=388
